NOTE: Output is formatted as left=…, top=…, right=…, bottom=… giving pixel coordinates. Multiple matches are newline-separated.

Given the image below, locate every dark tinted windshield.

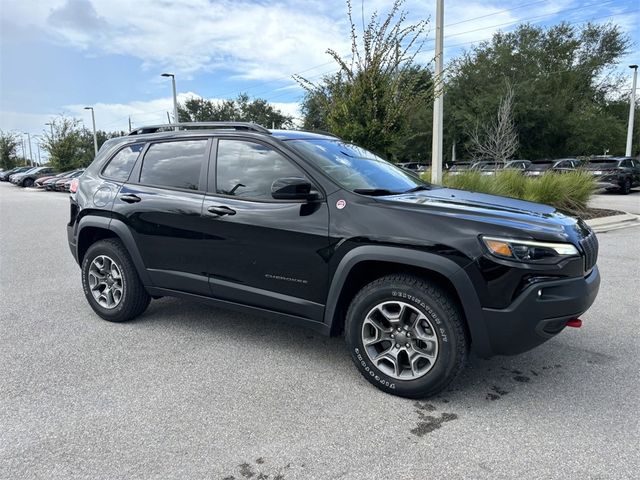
left=286, top=139, right=426, bottom=193
left=586, top=160, right=619, bottom=168
left=529, top=162, right=554, bottom=170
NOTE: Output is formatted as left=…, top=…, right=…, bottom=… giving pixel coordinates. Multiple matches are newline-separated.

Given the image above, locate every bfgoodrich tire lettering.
left=345, top=274, right=468, bottom=398
left=81, top=239, right=150, bottom=322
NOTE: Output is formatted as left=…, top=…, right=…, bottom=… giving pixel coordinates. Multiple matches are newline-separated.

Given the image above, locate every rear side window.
left=103, top=144, right=144, bottom=181
left=139, top=140, right=208, bottom=191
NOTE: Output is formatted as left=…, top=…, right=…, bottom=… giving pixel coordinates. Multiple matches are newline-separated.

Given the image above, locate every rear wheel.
left=345, top=274, right=468, bottom=398
left=621, top=177, right=631, bottom=195
left=81, top=239, right=150, bottom=322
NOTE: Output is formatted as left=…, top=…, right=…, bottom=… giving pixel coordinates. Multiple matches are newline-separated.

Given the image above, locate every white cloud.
left=4, top=0, right=353, bottom=80
left=1, top=92, right=302, bottom=136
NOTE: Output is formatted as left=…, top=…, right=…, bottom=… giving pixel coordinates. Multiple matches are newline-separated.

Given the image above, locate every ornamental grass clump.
left=434, top=169, right=595, bottom=216
left=523, top=170, right=595, bottom=214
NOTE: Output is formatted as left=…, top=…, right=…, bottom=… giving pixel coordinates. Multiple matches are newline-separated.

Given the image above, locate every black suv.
left=584, top=157, right=640, bottom=194
left=68, top=122, right=600, bottom=398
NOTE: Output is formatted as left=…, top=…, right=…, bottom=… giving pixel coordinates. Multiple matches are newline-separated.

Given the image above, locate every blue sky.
left=1, top=0, right=638, bottom=157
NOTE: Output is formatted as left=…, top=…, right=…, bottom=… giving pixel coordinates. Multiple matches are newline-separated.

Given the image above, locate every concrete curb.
left=586, top=213, right=640, bottom=233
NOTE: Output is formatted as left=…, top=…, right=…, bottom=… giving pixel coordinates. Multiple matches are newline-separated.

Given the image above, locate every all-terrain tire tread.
left=346, top=273, right=468, bottom=398
left=82, top=239, right=150, bottom=322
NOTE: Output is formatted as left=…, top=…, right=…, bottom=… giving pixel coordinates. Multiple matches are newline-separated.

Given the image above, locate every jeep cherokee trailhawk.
left=68, top=122, right=600, bottom=398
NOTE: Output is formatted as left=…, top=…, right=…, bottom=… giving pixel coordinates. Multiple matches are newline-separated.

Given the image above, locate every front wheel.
left=23, top=178, right=34, bottom=188
left=345, top=274, right=468, bottom=398
left=81, top=239, right=150, bottom=322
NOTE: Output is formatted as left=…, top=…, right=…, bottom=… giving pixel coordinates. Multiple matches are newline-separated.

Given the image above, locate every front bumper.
left=481, top=266, right=600, bottom=356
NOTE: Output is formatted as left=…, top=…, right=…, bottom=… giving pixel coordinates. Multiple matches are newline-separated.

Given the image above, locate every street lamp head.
left=630, top=65, right=638, bottom=70
left=84, top=106, right=93, bottom=110
left=161, top=72, right=174, bottom=77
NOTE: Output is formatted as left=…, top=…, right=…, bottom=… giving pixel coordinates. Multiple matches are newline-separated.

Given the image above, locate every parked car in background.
left=398, top=162, right=429, bottom=173
left=525, top=158, right=579, bottom=177
left=0, top=166, right=31, bottom=181
left=11, top=166, right=56, bottom=187
left=584, top=157, right=640, bottom=194
left=481, top=160, right=532, bottom=175
left=54, top=169, right=84, bottom=191
left=9, top=166, right=40, bottom=183
left=448, top=160, right=493, bottom=175
left=61, top=174, right=83, bottom=192
left=44, top=169, right=82, bottom=191
left=447, top=161, right=472, bottom=175
left=35, top=171, right=68, bottom=188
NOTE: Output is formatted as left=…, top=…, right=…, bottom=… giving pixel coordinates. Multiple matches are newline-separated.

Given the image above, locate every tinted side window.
left=103, top=144, right=144, bottom=181
left=621, top=159, right=632, bottom=168
left=140, top=140, right=207, bottom=190
left=216, top=140, right=306, bottom=199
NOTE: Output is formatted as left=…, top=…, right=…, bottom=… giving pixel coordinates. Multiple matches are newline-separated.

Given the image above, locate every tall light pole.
left=45, top=122, right=54, bottom=138
left=20, top=137, right=27, bottom=165
left=33, top=135, right=43, bottom=165
left=431, top=0, right=444, bottom=185
left=23, top=132, right=33, bottom=166
left=625, top=64, right=638, bottom=157
left=84, top=106, right=98, bottom=156
left=161, top=72, right=179, bottom=130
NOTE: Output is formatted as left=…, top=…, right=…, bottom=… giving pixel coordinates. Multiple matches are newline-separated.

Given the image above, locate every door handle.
left=207, top=205, right=236, bottom=216
left=120, top=194, right=141, bottom=203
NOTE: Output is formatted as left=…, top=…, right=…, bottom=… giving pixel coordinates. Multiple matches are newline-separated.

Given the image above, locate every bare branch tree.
left=468, top=82, right=519, bottom=163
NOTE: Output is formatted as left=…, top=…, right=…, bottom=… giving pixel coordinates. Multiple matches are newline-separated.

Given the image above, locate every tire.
left=345, top=274, right=468, bottom=399
left=81, top=239, right=150, bottom=322
left=620, top=177, right=631, bottom=195
left=23, top=178, right=34, bottom=188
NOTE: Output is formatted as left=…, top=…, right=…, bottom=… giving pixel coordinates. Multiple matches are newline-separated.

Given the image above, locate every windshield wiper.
left=402, top=185, right=431, bottom=193
left=353, top=188, right=399, bottom=196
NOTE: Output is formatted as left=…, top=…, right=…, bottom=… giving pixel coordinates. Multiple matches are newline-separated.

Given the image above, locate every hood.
left=375, top=187, right=586, bottom=241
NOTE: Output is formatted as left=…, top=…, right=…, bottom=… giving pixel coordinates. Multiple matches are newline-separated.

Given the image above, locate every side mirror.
left=271, top=177, right=318, bottom=201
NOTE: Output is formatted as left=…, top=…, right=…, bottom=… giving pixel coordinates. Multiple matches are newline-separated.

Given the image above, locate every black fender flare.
left=108, top=218, right=153, bottom=286
left=323, top=245, right=492, bottom=357
left=75, top=216, right=152, bottom=286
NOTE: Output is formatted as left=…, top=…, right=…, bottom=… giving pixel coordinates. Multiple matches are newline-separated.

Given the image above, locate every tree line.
left=299, top=0, right=637, bottom=162
left=2, top=0, right=636, bottom=171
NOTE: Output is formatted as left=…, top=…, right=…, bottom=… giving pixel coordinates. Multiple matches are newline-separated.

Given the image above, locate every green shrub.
left=523, top=171, right=595, bottom=213
left=424, top=169, right=596, bottom=215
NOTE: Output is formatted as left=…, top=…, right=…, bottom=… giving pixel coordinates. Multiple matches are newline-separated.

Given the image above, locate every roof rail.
left=128, top=122, right=270, bottom=136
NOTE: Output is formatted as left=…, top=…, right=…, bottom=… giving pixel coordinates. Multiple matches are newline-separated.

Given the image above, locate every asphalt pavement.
left=590, top=189, right=640, bottom=215
left=1, top=182, right=639, bottom=480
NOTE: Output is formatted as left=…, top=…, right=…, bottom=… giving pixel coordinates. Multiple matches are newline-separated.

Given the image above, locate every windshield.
left=286, top=139, right=427, bottom=193
left=530, top=162, right=553, bottom=170
left=586, top=160, right=619, bottom=168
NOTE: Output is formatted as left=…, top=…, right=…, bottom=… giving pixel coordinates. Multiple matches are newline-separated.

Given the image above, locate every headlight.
left=481, top=236, right=579, bottom=263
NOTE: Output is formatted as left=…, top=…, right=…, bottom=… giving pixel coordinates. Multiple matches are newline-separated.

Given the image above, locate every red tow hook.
left=566, top=318, right=583, bottom=328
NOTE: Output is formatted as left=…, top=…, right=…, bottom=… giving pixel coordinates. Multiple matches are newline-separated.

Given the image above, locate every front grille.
left=580, top=231, right=598, bottom=273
